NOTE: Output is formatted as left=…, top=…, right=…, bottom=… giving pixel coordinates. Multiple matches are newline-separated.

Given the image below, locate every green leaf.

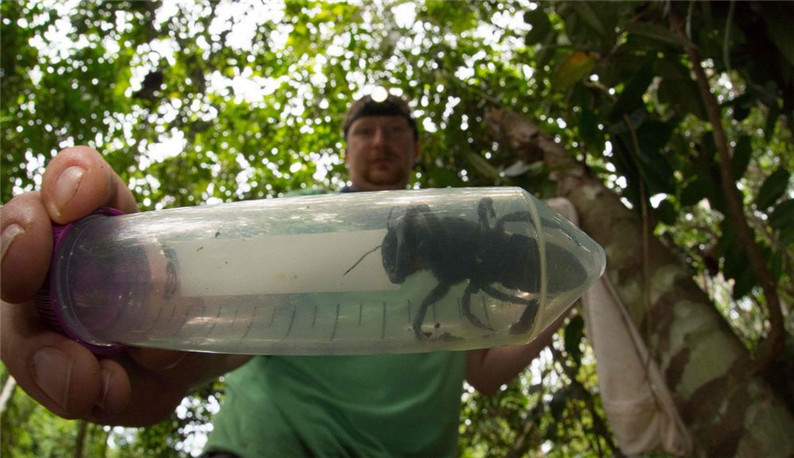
left=608, top=61, right=654, bottom=121
left=636, top=120, right=673, bottom=152
left=535, top=39, right=556, bottom=71
left=755, top=168, right=790, bottom=209
left=769, top=199, right=794, bottom=230
left=428, top=167, right=461, bottom=187
left=637, top=147, right=676, bottom=195
left=466, top=152, right=501, bottom=181
left=730, top=93, right=754, bottom=122
left=764, top=101, right=780, bottom=141
left=524, top=9, right=552, bottom=45
left=732, top=264, right=756, bottom=300
left=551, top=50, right=596, bottom=92
left=607, top=108, right=646, bottom=135
left=761, top=3, right=794, bottom=68
left=422, top=0, right=477, bottom=34
left=564, top=315, right=585, bottom=365
left=654, top=198, right=677, bottom=225
left=570, top=2, right=606, bottom=37
left=779, top=226, right=794, bottom=246
left=658, top=76, right=707, bottom=121
left=624, top=21, right=690, bottom=47
left=578, top=107, right=600, bottom=147
left=721, top=232, right=746, bottom=281
left=731, top=135, right=752, bottom=179
left=549, top=391, right=567, bottom=421
left=769, top=250, right=783, bottom=283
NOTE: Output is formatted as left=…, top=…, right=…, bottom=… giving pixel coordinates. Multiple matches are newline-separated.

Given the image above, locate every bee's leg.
left=495, top=211, right=531, bottom=232
left=461, top=283, right=493, bottom=330
left=481, top=284, right=534, bottom=306
left=404, top=204, right=435, bottom=235
left=413, top=282, right=451, bottom=338
left=403, top=204, right=443, bottom=247
left=509, top=299, right=538, bottom=335
left=479, top=285, right=538, bottom=334
left=477, top=197, right=496, bottom=230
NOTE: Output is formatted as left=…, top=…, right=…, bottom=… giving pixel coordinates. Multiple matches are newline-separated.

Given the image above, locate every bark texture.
left=487, top=108, right=794, bottom=457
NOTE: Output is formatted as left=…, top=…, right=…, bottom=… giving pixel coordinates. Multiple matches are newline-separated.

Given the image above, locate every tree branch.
left=622, top=114, right=654, bottom=344
left=0, top=375, right=17, bottom=415
left=670, top=11, right=784, bottom=373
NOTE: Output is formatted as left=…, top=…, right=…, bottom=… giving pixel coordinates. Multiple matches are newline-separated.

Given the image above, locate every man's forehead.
left=350, top=115, right=411, bottom=127
left=343, top=93, right=418, bottom=139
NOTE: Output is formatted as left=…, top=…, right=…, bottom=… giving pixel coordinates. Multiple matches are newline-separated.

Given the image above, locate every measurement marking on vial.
left=226, top=305, right=240, bottom=340
left=206, top=305, right=222, bottom=337
left=482, top=297, right=492, bottom=328
left=166, top=303, right=178, bottom=330
left=240, top=306, right=258, bottom=341
left=358, top=303, right=363, bottom=326
left=268, top=305, right=276, bottom=327
left=152, top=305, right=166, bottom=329
left=407, top=300, right=412, bottom=325
left=312, top=304, right=318, bottom=327
left=199, top=304, right=207, bottom=335
left=381, top=302, right=387, bottom=339
left=132, top=310, right=147, bottom=336
left=172, top=305, right=192, bottom=338
left=284, top=304, right=297, bottom=338
left=141, top=302, right=165, bottom=334
left=330, top=304, right=340, bottom=341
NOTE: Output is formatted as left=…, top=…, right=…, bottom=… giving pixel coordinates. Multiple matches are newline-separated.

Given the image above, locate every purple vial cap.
left=35, top=207, right=126, bottom=355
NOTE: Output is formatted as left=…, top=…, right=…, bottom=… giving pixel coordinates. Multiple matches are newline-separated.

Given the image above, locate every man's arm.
left=465, top=311, right=567, bottom=395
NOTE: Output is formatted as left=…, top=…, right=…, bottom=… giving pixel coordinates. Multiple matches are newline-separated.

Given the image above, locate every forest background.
left=1, top=1, right=793, bottom=457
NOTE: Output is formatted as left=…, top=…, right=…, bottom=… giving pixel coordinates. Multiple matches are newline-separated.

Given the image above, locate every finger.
left=126, top=347, right=188, bottom=372
left=41, top=145, right=138, bottom=224
left=105, top=352, right=250, bottom=426
left=87, top=358, right=132, bottom=421
left=1, top=192, right=53, bottom=303
left=101, top=355, right=188, bottom=426
left=1, top=301, right=105, bottom=419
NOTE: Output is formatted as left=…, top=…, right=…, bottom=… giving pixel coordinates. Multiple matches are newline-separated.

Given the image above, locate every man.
left=1, top=92, right=560, bottom=456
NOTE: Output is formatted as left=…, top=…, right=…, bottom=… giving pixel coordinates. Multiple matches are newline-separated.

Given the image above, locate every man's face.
left=345, top=115, right=420, bottom=191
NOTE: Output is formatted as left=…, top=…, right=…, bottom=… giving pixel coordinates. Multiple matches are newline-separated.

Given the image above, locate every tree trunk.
left=0, top=375, right=17, bottom=415
left=74, top=420, right=88, bottom=458
left=487, top=109, right=794, bottom=457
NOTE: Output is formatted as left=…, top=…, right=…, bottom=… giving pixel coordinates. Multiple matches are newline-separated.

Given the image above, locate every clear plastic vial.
left=39, top=187, right=605, bottom=355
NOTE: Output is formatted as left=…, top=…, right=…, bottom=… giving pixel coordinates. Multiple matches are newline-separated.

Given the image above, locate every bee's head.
left=381, top=224, right=406, bottom=283
left=382, top=205, right=427, bottom=284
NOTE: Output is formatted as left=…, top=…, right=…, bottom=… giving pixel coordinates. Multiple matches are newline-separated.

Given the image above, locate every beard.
left=365, top=153, right=412, bottom=187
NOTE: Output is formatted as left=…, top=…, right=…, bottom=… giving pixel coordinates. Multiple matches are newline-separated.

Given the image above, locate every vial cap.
left=35, top=207, right=126, bottom=355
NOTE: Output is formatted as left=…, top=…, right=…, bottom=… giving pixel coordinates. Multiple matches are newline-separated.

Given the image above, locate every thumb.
left=41, top=146, right=138, bottom=225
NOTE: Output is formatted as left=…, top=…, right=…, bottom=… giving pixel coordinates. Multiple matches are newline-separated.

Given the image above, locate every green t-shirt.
left=205, top=352, right=467, bottom=457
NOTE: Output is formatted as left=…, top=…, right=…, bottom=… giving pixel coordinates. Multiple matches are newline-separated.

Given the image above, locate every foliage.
left=2, top=0, right=792, bottom=456
left=460, top=313, right=617, bottom=458
left=542, top=0, right=793, bottom=348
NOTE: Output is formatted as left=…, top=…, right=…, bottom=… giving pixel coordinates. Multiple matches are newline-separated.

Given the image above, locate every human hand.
left=1, top=146, right=248, bottom=425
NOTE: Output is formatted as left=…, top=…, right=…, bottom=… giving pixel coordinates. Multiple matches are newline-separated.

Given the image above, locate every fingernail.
left=32, top=347, right=74, bottom=410
left=93, top=369, right=111, bottom=413
left=1, top=223, right=24, bottom=263
left=50, top=166, right=85, bottom=217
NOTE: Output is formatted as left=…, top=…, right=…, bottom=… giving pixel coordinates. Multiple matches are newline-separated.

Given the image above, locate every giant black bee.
left=346, top=197, right=587, bottom=338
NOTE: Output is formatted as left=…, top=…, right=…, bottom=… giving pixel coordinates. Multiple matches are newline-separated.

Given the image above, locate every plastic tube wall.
left=44, top=187, right=605, bottom=355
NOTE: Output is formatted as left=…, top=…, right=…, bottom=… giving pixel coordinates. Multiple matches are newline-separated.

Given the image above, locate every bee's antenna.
left=343, top=245, right=382, bottom=276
